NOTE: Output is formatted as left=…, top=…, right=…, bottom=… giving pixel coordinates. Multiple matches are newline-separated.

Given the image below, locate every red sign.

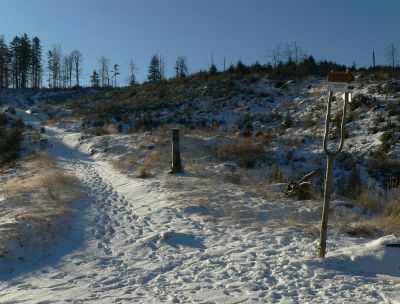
left=327, top=71, right=354, bottom=83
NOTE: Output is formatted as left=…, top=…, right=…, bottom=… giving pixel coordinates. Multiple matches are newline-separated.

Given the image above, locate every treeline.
left=0, top=34, right=42, bottom=88
left=0, top=33, right=84, bottom=89
left=1, top=34, right=399, bottom=89
left=144, top=54, right=349, bottom=83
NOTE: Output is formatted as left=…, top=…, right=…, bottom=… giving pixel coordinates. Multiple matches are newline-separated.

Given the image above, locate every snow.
left=1, top=81, right=400, bottom=303
left=0, top=119, right=397, bottom=303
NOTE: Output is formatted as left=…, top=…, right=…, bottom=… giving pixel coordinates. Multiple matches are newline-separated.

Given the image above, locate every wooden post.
left=318, top=91, right=349, bottom=258
left=170, top=128, right=182, bottom=174
left=318, top=154, right=334, bottom=258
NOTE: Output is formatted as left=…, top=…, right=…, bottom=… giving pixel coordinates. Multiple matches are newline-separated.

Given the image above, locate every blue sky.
left=1, top=0, right=399, bottom=85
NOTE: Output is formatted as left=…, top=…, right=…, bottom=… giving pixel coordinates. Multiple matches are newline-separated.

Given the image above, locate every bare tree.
left=293, top=41, right=299, bottom=64
left=61, top=55, right=73, bottom=88
left=61, top=56, right=67, bottom=88
left=158, top=55, right=166, bottom=80
left=283, top=43, right=294, bottom=63
left=268, top=44, right=282, bottom=68
left=99, top=56, right=110, bottom=87
left=175, top=56, right=188, bottom=79
left=50, top=45, right=62, bottom=88
left=386, top=43, right=398, bottom=69
left=66, top=54, right=73, bottom=87
left=71, top=49, right=83, bottom=87
left=127, top=59, right=137, bottom=86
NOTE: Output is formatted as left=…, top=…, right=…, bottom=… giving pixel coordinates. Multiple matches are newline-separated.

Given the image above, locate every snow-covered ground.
left=0, top=112, right=400, bottom=303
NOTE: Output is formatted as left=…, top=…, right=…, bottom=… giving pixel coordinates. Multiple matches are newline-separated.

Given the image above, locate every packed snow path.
left=0, top=123, right=400, bottom=303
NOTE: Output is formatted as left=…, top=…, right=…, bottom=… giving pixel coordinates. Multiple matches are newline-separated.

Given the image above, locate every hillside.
left=0, top=71, right=400, bottom=303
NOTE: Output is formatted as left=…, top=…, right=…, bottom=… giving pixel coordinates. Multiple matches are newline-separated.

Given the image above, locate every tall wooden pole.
left=318, top=91, right=349, bottom=258
left=170, top=128, right=182, bottom=174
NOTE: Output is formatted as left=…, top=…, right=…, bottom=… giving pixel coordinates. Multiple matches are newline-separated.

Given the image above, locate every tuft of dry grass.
left=355, top=187, right=381, bottom=214
left=2, top=172, right=79, bottom=195
left=267, top=164, right=287, bottom=183
left=104, top=123, right=119, bottom=134
left=136, top=151, right=167, bottom=178
left=112, top=155, right=136, bottom=172
left=332, top=187, right=400, bottom=237
left=137, top=163, right=151, bottom=178
left=216, top=137, right=264, bottom=168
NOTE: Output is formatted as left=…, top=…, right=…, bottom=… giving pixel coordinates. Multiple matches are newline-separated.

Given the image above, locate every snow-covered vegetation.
left=0, top=69, right=400, bottom=303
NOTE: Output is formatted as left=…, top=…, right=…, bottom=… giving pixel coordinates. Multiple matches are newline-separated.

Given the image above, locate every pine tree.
left=31, top=37, right=42, bottom=88
left=90, top=70, right=100, bottom=87
left=111, top=63, right=119, bottom=87
left=147, top=55, right=162, bottom=82
left=236, top=60, right=247, bottom=74
left=10, top=36, right=21, bottom=88
left=0, top=35, right=10, bottom=88
left=19, top=33, right=31, bottom=88
left=209, top=63, right=218, bottom=75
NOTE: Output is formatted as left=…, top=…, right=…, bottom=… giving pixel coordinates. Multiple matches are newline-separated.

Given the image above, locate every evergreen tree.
left=31, top=37, right=42, bottom=88
left=0, top=35, right=10, bottom=88
left=9, top=36, right=21, bottom=88
left=19, top=33, right=31, bottom=88
left=209, top=63, right=218, bottom=75
left=236, top=60, right=248, bottom=74
left=90, top=69, right=100, bottom=87
left=112, top=63, right=119, bottom=87
left=147, top=55, right=162, bottom=82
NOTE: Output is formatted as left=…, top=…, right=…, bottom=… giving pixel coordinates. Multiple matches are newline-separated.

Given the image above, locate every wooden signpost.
left=327, top=71, right=354, bottom=83
left=318, top=70, right=353, bottom=258
left=326, top=70, right=355, bottom=92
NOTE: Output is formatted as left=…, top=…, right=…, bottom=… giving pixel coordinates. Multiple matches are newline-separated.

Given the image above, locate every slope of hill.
left=0, top=71, right=400, bottom=303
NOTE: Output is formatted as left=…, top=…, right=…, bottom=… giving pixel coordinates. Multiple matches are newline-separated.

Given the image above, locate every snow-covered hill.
left=0, top=75, right=400, bottom=303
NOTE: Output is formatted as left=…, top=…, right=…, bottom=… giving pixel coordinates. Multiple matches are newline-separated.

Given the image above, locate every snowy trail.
left=0, top=121, right=400, bottom=303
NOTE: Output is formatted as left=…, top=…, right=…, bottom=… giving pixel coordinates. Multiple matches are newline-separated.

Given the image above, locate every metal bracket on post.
left=318, top=77, right=352, bottom=258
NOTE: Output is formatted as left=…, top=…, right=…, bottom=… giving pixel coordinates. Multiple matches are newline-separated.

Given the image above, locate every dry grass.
left=111, top=155, right=136, bottom=173
left=216, top=137, right=265, bottom=168
left=355, top=187, right=381, bottom=214
left=2, top=172, right=79, bottom=195
left=0, top=153, right=83, bottom=258
left=104, top=123, right=119, bottom=134
left=258, top=184, right=283, bottom=200
left=331, top=186, right=400, bottom=237
left=267, top=164, right=287, bottom=183
left=136, top=151, right=168, bottom=178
